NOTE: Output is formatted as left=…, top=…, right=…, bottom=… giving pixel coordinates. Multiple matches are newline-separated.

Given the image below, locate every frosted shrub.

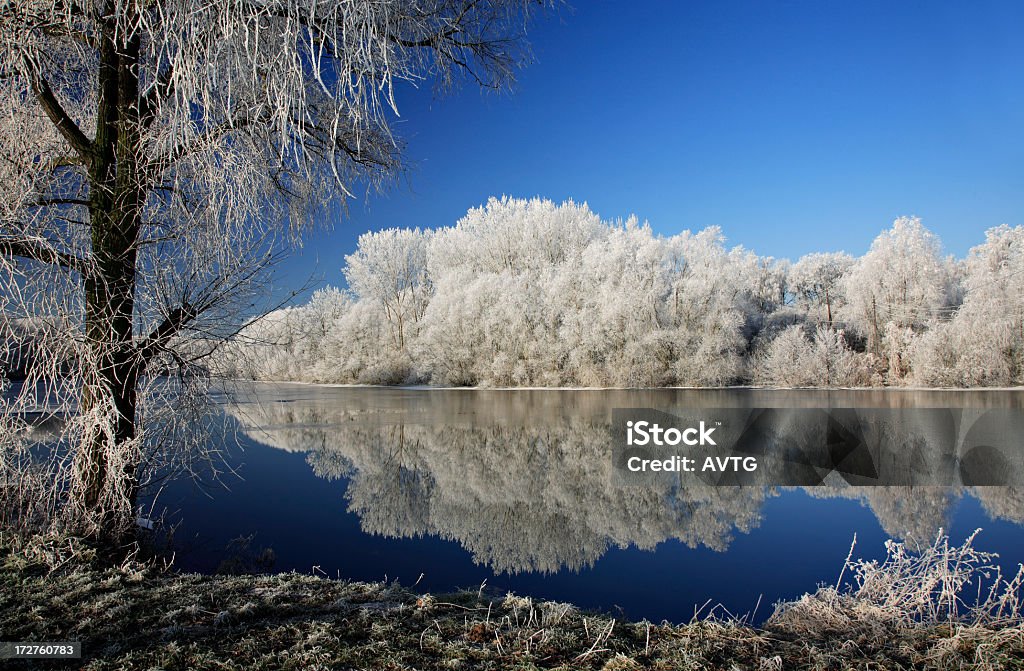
left=911, top=319, right=1018, bottom=387
left=754, top=325, right=869, bottom=387
left=846, top=530, right=1024, bottom=624
left=770, top=531, right=1024, bottom=633
left=673, top=311, right=745, bottom=387
left=753, top=326, right=816, bottom=387
left=810, top=326, right=872, bottom=386
left=355, top=354, right=416, bottom=386
left=908, top=324, right=962, bottom=387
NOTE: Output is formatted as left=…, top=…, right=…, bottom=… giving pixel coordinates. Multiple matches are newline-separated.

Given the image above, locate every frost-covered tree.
left=419, top=197, right=602, bottom=386
left=739, top=254, right=789, bottom=319
left=536, top=219, right=746, bottom=387
left=842, top=217, right=957, bottom=383
left=790, top=252, right=854, bottom=325
left=429, top=196, right=603, bottom=275
left=345, top=228, right=433, bottom=352
left=0, top=0, right=543, bottom=536
left=664, top=228, right=748, bottom=385
left=911, top=225, right=1024, bottom=386
left=843, top=217, right=956, bottom=349
left=222, top=205, right=1016, bottom=391
left=562, top=218, right=676, bottom=386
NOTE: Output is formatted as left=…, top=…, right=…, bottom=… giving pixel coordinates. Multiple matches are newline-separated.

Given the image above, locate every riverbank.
left=221, top=377, right=1024, bottom=392
left=2, top=533, right=1022, bottom=670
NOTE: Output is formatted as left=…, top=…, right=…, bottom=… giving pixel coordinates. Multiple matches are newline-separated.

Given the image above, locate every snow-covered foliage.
left=752, top=325, right=876, bottom=388
left=219, top=197, right=756, bottom=386
left=843, top=217, right=956, bottom=335
left=217, top=200, right=1022, bottom=388
left=910, top=225, right=1024, bottom=386
left=345, top=228, right=433, bottom=353
left=841, top=217, right=959, bottom=383
left=789, top=252, right=854, bottom=325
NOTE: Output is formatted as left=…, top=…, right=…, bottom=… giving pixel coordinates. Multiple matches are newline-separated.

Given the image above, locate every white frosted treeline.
left=215, top=198, right=1024, bottom=388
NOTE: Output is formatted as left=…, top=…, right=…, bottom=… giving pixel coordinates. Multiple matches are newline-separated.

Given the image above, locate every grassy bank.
left=2, top=533, right=1023, bottom=670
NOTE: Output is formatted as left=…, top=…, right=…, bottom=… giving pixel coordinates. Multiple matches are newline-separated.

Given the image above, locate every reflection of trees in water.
left=972, top=487, right=1024, bottom=525
left=301, top=422, right=767, bottom=573
left=222, top=388, right=1024, bottom=573
left=804, top=485, right=1024, bottom=548
left=802, top=485, right=957, bottom=546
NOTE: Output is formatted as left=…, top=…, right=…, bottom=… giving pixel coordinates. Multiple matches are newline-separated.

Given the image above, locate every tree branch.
left=0, top=236, right=88, bottom=274
left=137, top=303, right=198, bottom=364
left=29, top=197, right=91, bottom=208
left=386, top=0, right=481, bottom=48
left=139, top=64, right=174, bottom=130
left=30, top=75, right=94, bottom=166
left=37, top=154, right=86, bottom=174
left=147, top=114, right=257, bottom=173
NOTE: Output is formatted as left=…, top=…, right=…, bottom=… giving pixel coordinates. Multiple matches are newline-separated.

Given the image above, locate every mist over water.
left=159, top=382, right=1024, bottom=624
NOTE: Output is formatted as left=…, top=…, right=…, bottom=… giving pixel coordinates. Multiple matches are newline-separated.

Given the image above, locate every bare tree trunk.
left=73, top=14, right=144, bottom=533
left=870, top=296, right=880, bottom=354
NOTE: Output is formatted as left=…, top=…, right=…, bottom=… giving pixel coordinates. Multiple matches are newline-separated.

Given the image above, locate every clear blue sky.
left=276, top=0, right=1023, bottom=295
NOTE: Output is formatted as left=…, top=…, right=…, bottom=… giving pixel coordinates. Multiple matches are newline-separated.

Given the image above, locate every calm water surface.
left=159, top=382, right=1024, bottom=624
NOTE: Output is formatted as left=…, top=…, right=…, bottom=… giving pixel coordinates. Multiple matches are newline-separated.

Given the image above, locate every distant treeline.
left=214, top=197, right=1024, bottom=388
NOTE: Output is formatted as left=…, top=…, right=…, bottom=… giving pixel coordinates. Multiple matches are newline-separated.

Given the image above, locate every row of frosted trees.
left=215, top=197, right=1024, bottom=387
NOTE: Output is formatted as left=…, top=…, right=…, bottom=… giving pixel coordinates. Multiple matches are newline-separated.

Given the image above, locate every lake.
left=158, top=382, right=1024, bottom=625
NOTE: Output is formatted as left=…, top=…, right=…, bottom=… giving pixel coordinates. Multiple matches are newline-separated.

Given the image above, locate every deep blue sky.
left=276, top=0, right=1023, bottom=295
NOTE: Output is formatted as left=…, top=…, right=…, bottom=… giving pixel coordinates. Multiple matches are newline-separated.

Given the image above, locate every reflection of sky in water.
left=156, top=383, right=1024, bottom=625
